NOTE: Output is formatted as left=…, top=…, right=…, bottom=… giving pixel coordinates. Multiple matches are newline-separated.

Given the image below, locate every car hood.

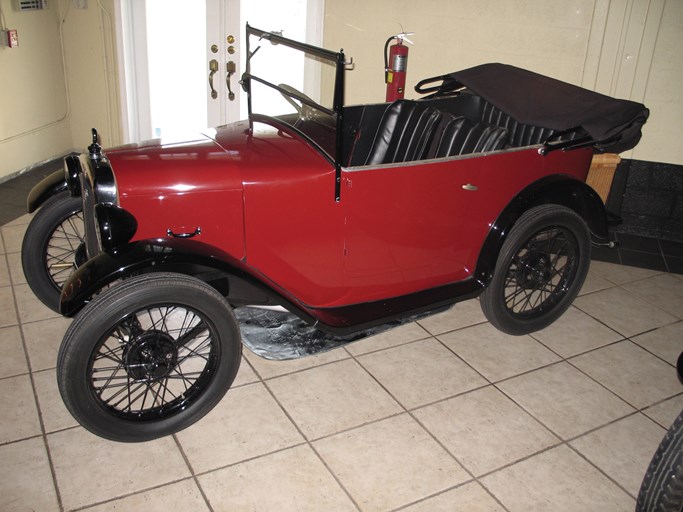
left=105, top=118, right=331, bottom=187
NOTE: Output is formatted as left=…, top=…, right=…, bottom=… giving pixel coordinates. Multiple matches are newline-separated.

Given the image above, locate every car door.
left=342, top=156, right=483, bottom=305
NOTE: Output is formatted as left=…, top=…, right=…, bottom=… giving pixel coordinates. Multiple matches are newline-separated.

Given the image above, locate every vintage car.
left=22, top=26, right=648, bottom=442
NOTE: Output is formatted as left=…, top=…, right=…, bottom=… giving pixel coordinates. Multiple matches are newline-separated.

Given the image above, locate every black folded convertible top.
left=443, top=63, right=649, bottom=153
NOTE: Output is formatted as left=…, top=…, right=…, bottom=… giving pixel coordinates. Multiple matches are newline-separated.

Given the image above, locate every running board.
left=235, top=305, right=449, bottom=361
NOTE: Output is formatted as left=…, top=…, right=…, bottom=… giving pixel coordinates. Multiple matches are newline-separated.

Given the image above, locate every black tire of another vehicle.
left=21, top=191, right=84, bottom=312
left=637, top=408, right=683, bottom=512
left=57, top=272, right=242, bottom=442
left=480, top=204, right=591, bottom=335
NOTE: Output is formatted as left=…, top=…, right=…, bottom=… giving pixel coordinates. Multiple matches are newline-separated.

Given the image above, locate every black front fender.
left=474, top=175, right=609, bottom=285
left=59, top=238, right=277, bottom=317
left=27, top=169, right=68, bottom=213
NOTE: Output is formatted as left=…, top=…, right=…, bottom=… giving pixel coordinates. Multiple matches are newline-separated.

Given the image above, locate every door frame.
left=114, top=0, right=325, bottom=144
left=115, top=0, right=152, bottom=142
left=206, top=0, right=241, bottom=128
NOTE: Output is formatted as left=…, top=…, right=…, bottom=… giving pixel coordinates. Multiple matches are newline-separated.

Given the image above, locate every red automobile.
left=22, top=25, right=648, bottom=442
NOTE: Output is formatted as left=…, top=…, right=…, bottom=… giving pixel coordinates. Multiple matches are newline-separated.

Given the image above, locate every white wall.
left=58, top=0, right=121, bottom=151
left=633, top=0, right=682, bottom=163
left=0, top=0, right=120, bottom=181
left=0, top=0, right=71, bottom=178
left=324, top=0, right=682, bottom=165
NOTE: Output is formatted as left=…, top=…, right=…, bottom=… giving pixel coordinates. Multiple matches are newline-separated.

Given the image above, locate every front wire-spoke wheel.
left=94, top=307, right=217, bottom=421
left=58, top=273, right=242, bottom=442
left=481, top=205, right=591, bottom=335
left=22, top=191, right=84, bottom=311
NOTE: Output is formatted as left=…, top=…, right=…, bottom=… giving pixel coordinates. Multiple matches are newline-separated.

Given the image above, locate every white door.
left=205, top=0, right=241, bottom=129
left=117, top=0, right=323, bottom=142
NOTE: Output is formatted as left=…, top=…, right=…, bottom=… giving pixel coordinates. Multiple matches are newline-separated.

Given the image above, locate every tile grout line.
left=347, top=345, right=490, bottom=509
left=201, top=352, right=365, bottom=510
left=488, top=345, right=676, bottom=502
left=339, top=317, right=641, bottom=509
left=628, top=323, right=683, bottom=369
left=66, top=476, right=197, bottom=512
left=389, top=479, right=512, bottom=512
left=446, top=308, right=662, bottom=503
left=563, top=409, right=673, bottom=501
left=254, top=342, right=520, bottom=510
left=615, top=281, right=683, bottom=323
left=171, top=434, right=216, bottom=512
left=564, top=339, right=679, bottom=412
left=565, top=433, right=642, bottom=500
left=348, top=335, right=538, bottom=512
left=1, top=226, right=65, bottom=512
left=656, top=238, right=673, bottom=273
left=257, top=376, right=365, bottom=512
left=640, top=391, right=683, bottom=428
left=488, top=378, right=640, bottom=501
left=572, top=287, right=677, bottom=344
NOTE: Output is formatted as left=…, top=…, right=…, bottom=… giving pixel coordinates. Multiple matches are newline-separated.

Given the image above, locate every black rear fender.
left=474, top=175, right=608, bottom=285
left=59, top=238, right=280, bottom=317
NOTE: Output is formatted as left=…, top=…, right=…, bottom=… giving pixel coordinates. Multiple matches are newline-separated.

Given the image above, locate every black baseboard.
left=0, top=157, right=68, bottom=226
left=608, top=158, right=683, bottom=243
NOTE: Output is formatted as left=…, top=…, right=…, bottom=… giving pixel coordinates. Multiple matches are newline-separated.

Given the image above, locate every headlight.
left=95, top=203, right=138, bottom=253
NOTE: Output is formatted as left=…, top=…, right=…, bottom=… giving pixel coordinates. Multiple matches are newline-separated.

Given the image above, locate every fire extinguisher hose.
left=383, top=35, right=395, bottom=84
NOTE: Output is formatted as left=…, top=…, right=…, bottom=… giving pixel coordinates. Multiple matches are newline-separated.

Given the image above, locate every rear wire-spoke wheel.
left=57, top=273, right=242, bottom=442
left=22, top=191, right=84, bottom=312
left=481, top=205, right=590, bottom=335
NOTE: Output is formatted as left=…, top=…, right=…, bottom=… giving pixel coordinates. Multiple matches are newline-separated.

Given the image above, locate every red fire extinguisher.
left=384, top=32, right=414, bottom=102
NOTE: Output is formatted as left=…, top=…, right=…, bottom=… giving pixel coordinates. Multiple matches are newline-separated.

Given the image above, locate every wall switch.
left=73, top=0, right=87, bottom=8
left=1, top=30, right=19, bottom=48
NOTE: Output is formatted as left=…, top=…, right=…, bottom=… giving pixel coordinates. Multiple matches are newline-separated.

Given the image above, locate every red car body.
left=107, top=121, right=593, bottom=313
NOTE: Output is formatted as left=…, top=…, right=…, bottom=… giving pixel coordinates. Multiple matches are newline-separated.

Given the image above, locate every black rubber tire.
left=480, top=204, right=591, bottom=335
left=57, top=272, right=242, bottom=442
left=21, top=191, right=84, bottom=312
left=637, top=408, right=683, bottom=512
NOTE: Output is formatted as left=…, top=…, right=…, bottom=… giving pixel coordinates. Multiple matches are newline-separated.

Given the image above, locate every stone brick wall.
left=608, top=160, right=683, bottom=242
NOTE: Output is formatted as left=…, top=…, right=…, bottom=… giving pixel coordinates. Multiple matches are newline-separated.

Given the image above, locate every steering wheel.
left=277, top=83, right=336, bottom=132
left=278, top=83, right=319, bottom=121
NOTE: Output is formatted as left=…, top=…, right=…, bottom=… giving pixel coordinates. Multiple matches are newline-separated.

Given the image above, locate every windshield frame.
left=243, top=24, right=346, bottom=201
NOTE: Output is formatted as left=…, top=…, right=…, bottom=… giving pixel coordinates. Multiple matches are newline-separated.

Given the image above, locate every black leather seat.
left=364, top=100, right=443, bottom=165
left=480, top=100, right=553, bottom=147
left=428, top=114, right=508, bottom=158
left=462, top=122, right=509, bottom=153
left=363, top=100, right=509, bottom=165
left=427, top=115, right=469, bottom=158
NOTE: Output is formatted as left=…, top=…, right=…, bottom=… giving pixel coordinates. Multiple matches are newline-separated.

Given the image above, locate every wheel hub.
left=124, top=330, right=178, bottom=380
left=517, top=251, right=552, bottom=289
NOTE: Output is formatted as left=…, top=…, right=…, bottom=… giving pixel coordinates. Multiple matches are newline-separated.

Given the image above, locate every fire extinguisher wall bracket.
left=384, top=32, right=414, bottom=102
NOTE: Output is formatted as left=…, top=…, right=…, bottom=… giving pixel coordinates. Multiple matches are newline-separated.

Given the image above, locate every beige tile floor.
left=1, top=213, right=682, bottom=512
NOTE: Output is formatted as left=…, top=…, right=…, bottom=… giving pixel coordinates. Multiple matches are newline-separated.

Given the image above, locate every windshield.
left=243, top=25, right=345, bottom=164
